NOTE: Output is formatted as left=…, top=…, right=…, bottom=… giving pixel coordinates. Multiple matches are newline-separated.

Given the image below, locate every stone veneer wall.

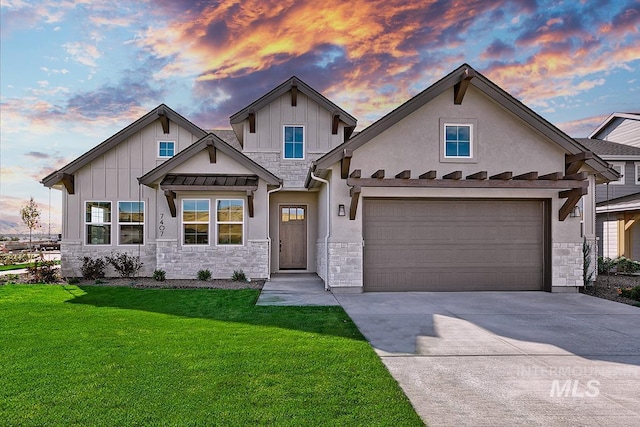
left=316, top=240, right=326, bottom=282
left=60, top=241, right=157, bottom=278
left=243, top=152, right=321, bottom=188
left=327, top=240, right=363, bottom=291
left=156, top=239, right=269, bottom=280
left=552, top=241, right=583, bottom=291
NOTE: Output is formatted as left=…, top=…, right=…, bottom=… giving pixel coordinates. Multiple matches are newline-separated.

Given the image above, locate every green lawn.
left=0, top=260, right=61, bottom=271
left=0, top=285, right=423, bottom=426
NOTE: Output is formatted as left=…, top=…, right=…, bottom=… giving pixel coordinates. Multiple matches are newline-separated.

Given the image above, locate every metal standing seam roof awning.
left=159, top=174, right=259, bottom=218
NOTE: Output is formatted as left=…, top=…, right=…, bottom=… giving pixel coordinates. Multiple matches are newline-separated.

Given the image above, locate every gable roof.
left=309, top=63, right=618, bottom=183
left=589, top=112, right=640, bottom=139
left=576, top=138, right=640, bottom=157
left=41, top=104, right=207, bottom=188
left=138, top=133, right=281, bottom=186
left=229, top=76, right=357, bottom=144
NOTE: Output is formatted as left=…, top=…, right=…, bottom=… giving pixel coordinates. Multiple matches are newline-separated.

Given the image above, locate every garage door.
left=363, top=199, right=546, bottom=291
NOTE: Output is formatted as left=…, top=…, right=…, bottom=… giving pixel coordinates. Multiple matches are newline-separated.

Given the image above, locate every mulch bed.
left=581, top=273, right=640, bottom=307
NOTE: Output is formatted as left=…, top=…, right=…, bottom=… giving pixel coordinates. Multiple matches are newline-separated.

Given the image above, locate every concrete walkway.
left=256, top=273, right=339, bottom=306
left=335, top=291, right=640, bottom=427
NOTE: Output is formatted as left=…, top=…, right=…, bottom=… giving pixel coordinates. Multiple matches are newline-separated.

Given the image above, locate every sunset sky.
left=1, top=0, right=639, bottom=233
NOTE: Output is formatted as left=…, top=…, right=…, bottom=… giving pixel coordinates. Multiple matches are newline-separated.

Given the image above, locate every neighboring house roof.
left=41, top=104, right=206, bottom=188
left=589, top=112, right=640, bottom=139
left=596, top=191, right=640, bottom=213
left=138, top=133, right=281, bottom=186
left=575, top=138, right=640, bottom=159
left=309, top=63, right=618, bottom=185
left=210, top=129, right=242, bottom=151
left=229, top=76, right=357, bottom=144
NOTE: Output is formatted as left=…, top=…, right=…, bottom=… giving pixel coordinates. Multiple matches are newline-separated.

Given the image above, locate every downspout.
left=266, top=184, right=283, bottom=281
left=310, top=170, right=331, bottom=291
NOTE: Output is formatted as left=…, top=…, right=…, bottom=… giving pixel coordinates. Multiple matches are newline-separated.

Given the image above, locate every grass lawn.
left=0, top=260, right=61, bottom=271
left=0, top=285, right=423, bottom=426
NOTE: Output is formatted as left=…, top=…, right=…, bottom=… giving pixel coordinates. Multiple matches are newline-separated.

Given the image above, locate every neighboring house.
left=577, top=112, right=640, bottom=260
left=42, top=64, right=616, bottom=293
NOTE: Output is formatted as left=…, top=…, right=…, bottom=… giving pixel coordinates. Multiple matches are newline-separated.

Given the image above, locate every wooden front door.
left=279, top=205, right=307, bottom=269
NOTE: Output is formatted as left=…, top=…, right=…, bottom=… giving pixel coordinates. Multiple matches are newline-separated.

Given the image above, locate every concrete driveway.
left=335, top=292, right=640, bottom=426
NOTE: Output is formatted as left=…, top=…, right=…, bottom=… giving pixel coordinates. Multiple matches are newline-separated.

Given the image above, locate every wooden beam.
left=206, top=140, right=216, bottom=163
left=349, top=186, right=361, bottom=220
left=419, top=170, right=437, bottom=179
left=371, top=169, right=385, bottom=179
left=538, top=172, right=563, bottom=180
left=340, top=149, right=353, bottom=179
left=490, top=171, right=513, bottom=180
left=59, top=173, right=74, bottom=194
left=466, top=171, right=487, bottom=180
left=454, top=68, right=475, bottom=105
left=443, top=171, right=462, bottom=180
left=291, top=84, right=298, bottom=107
left=158, top=109, right=170, bottom=134
left=349, top=169, right=361, bottom=179
left=395, top=170, right=411, bottom=179
left=623, top=214, right=640, bottom=231
left=513, top=171, right=538, bottom=180
left=559, top=187, right=587, bottom=199
left=247, top=190, right=254, bottom=218
left=565, top=151, right=593, bottom=175
left=559, top=188, right=586, bottom=221
left=248, top=112, right=256, bottom=133
left=332, top=114, right=340, bottom=135
left=563, top=171, right=588, bottom=181
left=346, top=177, right=588, bottom=190
left=164, top=190, right=177, bottom=218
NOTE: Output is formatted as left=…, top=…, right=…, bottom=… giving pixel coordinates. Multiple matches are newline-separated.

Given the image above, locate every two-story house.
left=42, top=64, right=616, bottom=293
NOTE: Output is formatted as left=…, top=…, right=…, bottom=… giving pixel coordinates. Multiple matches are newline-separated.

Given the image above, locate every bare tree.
left=20, top=197, right=41, bottom=250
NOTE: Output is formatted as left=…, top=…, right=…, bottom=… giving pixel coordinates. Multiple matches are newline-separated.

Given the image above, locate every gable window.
left=86, top=201, right=111, bottom=245
left=118, top=201, right=144, bottom=245
left=610, top=162, right=625, bottom=185
left=183, top=199, right=209, bottom=245
left=444, top=124, right=472, bottom=158
left=283, top=125, right=304, bottom=159
left=158, top=141, right=175, bottom=158
left=216, top=199, right=244, bottom=245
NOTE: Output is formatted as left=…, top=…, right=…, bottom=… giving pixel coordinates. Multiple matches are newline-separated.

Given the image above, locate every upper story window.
left=283, top=125, right=304, bottom=159
left=118, top=201, right=144, bottom=245
left=86, top=201, right=111, bottom=245
left=158, top=141, right=175, bottom=158
left=610, top=162, right=625, bottom=185
left=216, top=200, right=244, bottom=245
left=183, top=199, right=209, bottom=245
left=444, top=124, right=472, bottom=158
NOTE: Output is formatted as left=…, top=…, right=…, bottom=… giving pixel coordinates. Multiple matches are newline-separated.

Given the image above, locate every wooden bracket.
left=59, top=173, right=74, bottom=194
left=332, top=113, right=340, bottom=135
left=538, top=172, right=563, bottom=181
left=340, top=149, right=353, bottom=179
left=349, top=186, right=361, bottom=220
left=443, top=171, right=462, bottom=180
left=563, top=171, right=588, bottom=181
left=248, top=112, right=256, bottom=133
left=454, top=68, right=475, bottom=105
left=291, top=83, right=298, bottom=107
left=349, top=169, right=361, bottom=179
left=158, top=108, right=170, bottom=134
left=164, top=190, right=177, bottom=218
left=371, top=169, right=385, bottom=179
left=565, top=152, right=593, bottom=175
left=558, top=187, right=587, bottom=221
left=490, top=171, right=513, bottom=180
left=419, top=171, right=437, bottom=179
left=247, top=190, right=254, bottom=218
left=466, top=171, right=487, bottom=180
left=513, top=171, right=538, bottom=180
left=206, top=140, right=216, bottom=163
left=395, top=170, right=411, bottom=179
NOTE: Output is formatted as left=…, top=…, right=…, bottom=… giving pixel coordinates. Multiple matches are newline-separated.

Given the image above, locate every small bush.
left=197, top=269, right=212, bottom=281
left=231, top=270, right=247, bottom=282
left=620, top=285, right=640, bottom=301
left=615, top=256, right=640, bottom=273
left=0, top=273, right=20, bottom=285
left=106, top=252, right=143, bottom=278
left=153, top=269, right=166, bottom=282
left=597, top=257, right=616, bottom=274
left=27, top=260, right=59, bottom=283
left=67, top=277, right=81, bottom=284
left=0, top=253, right=31, bottom=266
left=80, top=256, right=106, bottom=280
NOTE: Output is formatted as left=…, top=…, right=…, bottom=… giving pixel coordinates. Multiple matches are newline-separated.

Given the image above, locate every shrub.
left=597, top=257, right=616, bottom=275
left=615, top=256, right=640, bottom=273
left=620, top=285, right=640, bottom=301
left=0, top=253, right=31, bottom=266
left=231, top=270, right=248, bottom=282
left=27, top=260, right=59, bottom=283
left=80, top=256, right=106, bottom=280
left=153, top=269, right=166, bottom=282
left=67, top=277, right=81, bottom=284
left=197, top=269, right=211, bottom=281
left=583, top=238, right=593, bottom=286
left=105, top=252, right=143, bottom=278
left=0, top=273, right=20, bottom=285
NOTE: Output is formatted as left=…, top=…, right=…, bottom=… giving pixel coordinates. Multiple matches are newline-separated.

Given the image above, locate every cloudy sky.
left=1, top=0, right=639, bottom=233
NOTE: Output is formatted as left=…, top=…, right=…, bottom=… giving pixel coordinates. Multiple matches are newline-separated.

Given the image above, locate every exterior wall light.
left=570, top=205, right=582, bottom=218
left=338, top=204, right=346, bottom=216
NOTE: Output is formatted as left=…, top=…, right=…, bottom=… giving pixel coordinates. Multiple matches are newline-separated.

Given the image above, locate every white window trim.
left=215, top=199, right=245, bottom=246
left=117, top=201, right=145, bottom=246
left=182, top=199, right=210, bottom=246
left=635, top=162, right=640, bottom=185
left=282, top=125, right=305, bottom=160
left=439, top=118, right=478, bottom=163
left=85, top=201, right=112, bottom=246
left=158, top=140, right=175, bottom=159
left=610, top=162, right=625, bottom=185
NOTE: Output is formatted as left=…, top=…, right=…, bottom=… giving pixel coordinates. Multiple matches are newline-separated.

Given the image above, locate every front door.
left=279, top=205, right=307, bottom=269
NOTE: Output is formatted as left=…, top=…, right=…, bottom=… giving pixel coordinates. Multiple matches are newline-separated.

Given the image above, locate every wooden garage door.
left=363, top=199, right=546, bottom=291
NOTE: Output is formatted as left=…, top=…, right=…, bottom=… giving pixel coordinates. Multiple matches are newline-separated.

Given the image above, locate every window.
left=216, top=200, right=244, bottom=245
left=183, top=200, right=209, bottom=245
left=158, top=141, right=175, bottom=158
left=444, top=124, right=472, bottom=158
left=283, top=125, right=304, bottom=159
left=610, top=162, right=625, bottom=185
left=86, top=201, right=111, bottom=245
left=118, top=201, right=144, bottom=245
